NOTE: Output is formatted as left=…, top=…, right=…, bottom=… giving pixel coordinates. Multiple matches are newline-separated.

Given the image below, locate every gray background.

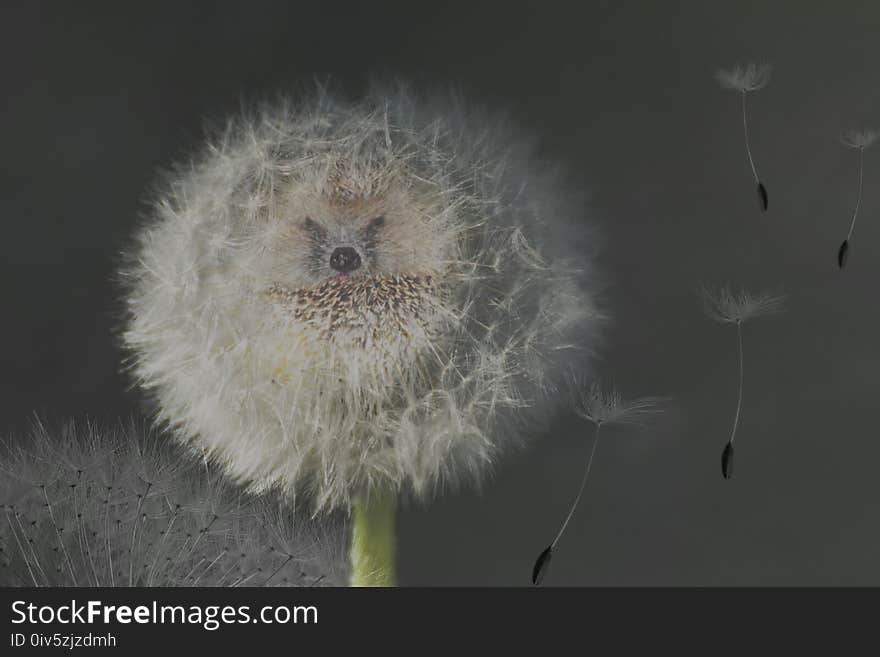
left=2, top=1, right=879, bottom=585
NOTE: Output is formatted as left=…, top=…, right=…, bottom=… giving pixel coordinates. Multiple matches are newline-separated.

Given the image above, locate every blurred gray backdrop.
left=2, top=1, right=880, bottom=585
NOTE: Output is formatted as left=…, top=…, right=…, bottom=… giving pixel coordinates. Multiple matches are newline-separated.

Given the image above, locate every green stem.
left=349, top=488, right=397, bottom=587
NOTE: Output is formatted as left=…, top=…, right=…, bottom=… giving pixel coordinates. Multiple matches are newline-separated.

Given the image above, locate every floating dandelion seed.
left=715, top=63, right=772, bottom=93
left=837, top=129, right=877, bottom=269
left=841, top=129, right=878, bottom=150
left=0, top=421, right=347, bottom=587
left=531, top=378, right=662, bottom=585
left=700, top=285, right=785, bottom=479
left=122, top=83, right=604, bottom=586
left=716, top=62, right=772, bottom=211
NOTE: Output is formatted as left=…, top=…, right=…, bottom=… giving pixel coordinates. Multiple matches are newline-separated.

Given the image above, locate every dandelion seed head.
left=700, top=284, right=786, bottom=324
left=715, top=62, right=772, bottom=93
left=122, top=83, right=604, bottom=512
left=840, top=128, right=878, bottom=150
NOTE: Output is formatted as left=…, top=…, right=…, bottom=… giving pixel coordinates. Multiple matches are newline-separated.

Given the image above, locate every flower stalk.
left=350, top=488, right=397, bottom=587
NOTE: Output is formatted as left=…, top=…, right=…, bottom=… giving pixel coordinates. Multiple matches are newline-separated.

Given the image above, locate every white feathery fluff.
left=715, top=62, right=772, bottom=93
left=0, top=421, right=347, bottom=586
left=122, top=83, right=604, bottom=512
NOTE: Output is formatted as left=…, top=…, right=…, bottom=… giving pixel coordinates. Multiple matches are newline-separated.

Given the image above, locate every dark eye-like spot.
left=303, top=217, right=329, bottom=277
left=362, top=216, right=385, bottom=250
left=303, top=217, right=328, bottom=241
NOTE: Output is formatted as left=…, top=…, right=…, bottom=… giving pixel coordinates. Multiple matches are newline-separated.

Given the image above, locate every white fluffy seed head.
left=122, top=83, right=604, bottom=512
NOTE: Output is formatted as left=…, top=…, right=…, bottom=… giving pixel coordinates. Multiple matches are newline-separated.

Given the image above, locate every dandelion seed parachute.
left=700, top=285, right=785, bottom=480
left=0, top=421, right=347, bottom=587
left=837, top=129, right=877, bottom=269
left=122, top=83, right=604, bottom=515
left=531, top=380, right=662, bottom=585
left=716, top=63, right=772, bottom=212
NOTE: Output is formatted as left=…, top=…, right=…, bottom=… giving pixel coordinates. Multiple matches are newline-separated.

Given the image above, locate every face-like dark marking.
left=358, top=215, right=385, bottom=270
left=303, top=216, right=327, bottom=240
left=303, top=217, right=331, bottom=276
left=361, top=215, right=385, bottom=252
left=302, top=215, right=386, bottom=278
